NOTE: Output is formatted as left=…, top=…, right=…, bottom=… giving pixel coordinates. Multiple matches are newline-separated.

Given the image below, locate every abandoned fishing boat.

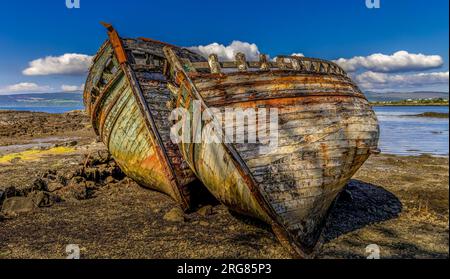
left=163, top=47, right=380, bottom=257
left=83, top=24, right=206, bottom=211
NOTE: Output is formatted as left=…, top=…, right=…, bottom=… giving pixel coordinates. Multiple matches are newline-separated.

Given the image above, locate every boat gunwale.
left=188, top=69, right=353, bottom=80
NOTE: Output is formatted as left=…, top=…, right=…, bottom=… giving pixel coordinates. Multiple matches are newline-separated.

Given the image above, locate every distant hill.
left=365, top=91, right=449, bottom=102
left=0, top=92, right=83, bottom=107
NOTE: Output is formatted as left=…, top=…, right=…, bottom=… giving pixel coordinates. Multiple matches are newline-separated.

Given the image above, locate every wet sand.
left=0, top=110, right=448, bottom=259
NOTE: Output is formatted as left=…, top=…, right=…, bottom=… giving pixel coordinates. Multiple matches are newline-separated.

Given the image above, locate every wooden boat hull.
left=83, top=25, right=206, bottom=210
left=163, top=48, right=380, bottom=257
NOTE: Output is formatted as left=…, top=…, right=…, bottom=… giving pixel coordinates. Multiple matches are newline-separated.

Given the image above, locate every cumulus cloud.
left=0, top=82, right=51, bottom=95
left=354, top=71, right=449, bottom=90
left=188, top=41, right=308, bottom=63
left=188, top=41, right=261, bottom=61
left=291, top=53, right=304, bottom=57
left=61, top=84, right=85, bottom=92
left=23, top=53, right=93, bottom=76
left=334, top=51, right=444, bottom=73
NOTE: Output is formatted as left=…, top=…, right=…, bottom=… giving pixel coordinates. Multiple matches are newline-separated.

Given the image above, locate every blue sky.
left=0, top=0, right=448, bottom=94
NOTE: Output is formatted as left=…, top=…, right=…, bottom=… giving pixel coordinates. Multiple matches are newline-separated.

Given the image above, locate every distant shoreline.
left=371, top=103, right=449, bottom=107
left=406, top=112, right=449, bottom=119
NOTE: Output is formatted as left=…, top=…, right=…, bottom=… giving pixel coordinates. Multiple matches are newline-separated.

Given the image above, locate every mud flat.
left=0, top=110, right=448, bottom=259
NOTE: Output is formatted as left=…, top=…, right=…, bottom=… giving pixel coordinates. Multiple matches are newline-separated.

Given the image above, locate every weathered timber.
left=84, top=24, right=207, bottom=211
left=163, top=47, right=380, bottom=258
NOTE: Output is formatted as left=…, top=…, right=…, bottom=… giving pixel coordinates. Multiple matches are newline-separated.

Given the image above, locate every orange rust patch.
left=141, top=153, right=165, bottom=172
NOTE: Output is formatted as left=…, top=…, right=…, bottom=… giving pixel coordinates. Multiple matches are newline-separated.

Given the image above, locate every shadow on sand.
left=322, top=179, right=403, bottom=242
left=227, top=178, right=403, bottom=248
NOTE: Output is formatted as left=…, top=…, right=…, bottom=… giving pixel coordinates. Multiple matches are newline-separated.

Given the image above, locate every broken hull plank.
left=163, top=47, right=379, bottom=257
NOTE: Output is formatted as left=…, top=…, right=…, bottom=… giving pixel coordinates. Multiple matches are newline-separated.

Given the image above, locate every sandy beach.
left=0, top=110, right=448, bottom=259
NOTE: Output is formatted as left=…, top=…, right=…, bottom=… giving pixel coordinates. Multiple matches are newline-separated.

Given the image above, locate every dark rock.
left=32, top=178, right=48, bottom=192
left=163, top=207, right=185, bottom=223
left=45, top=169, right=57, bottom=176
left=85, top=181, right=97, bottom=190
left=47, top=182, right=64, bottom=192
left=29, top=191, right=60, bottom=207
left=98, top=169, right=110, bottom=181
left=46, top=174, right=57, bottom=181
left=111, top=166, right=125, bottom=180
left=71, top=176, right=85, bottom=185
left=56, top=184, right=87, bottom=201
left=68, top=140, right=78, bottom=146
left=1, top=196, right=35, bottom=217
left=57, top=175, right=68, bottom=186
left=84, top=168, right=100, bottom=182
left=73, top=168, right=84, bottom=177
left=197, top=205, right=213, bottom=216
left=87, top=150, right=110, bottom=166
left=3, top=186, right=17, bottom=198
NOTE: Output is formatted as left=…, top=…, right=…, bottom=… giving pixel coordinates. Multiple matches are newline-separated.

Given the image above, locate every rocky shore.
left=0, top=110, right=448, bottom=259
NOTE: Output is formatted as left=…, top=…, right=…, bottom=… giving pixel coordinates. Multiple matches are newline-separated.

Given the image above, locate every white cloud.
left=271, top=53, right=305, bottom=62
left=0, top=82, right=51, bottom=95
left=23, top=53, right=93, bottom=76
left=188, top=41, right=261, bottom=61
left=354, top=71, right=449, bottom=90
left=61, top=84, right=85, bottom=92
left=334, top=51, right=444, bottom=73
left=291, top=53, right=304, bottom=57
left=188, top=41, right=308, bottom=63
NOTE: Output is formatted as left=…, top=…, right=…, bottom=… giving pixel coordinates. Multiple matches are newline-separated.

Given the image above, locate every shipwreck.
left=84, top=23, right=206, bottom=211
left=84, top=24, right=380, bottom=258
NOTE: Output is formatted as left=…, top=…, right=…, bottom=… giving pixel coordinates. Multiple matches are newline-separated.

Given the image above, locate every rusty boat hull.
left=83, top=25, right=206, bottom=210
left=163, top=48, right=380, bottom=257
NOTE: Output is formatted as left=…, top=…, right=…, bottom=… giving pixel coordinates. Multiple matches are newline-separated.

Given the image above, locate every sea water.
left=373, top=106, right=449, bottom=156
left=1, top=105, right=448, bottom=157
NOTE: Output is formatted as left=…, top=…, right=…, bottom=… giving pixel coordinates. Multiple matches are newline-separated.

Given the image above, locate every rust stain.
left=141, top=152, right=165, bottom=172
